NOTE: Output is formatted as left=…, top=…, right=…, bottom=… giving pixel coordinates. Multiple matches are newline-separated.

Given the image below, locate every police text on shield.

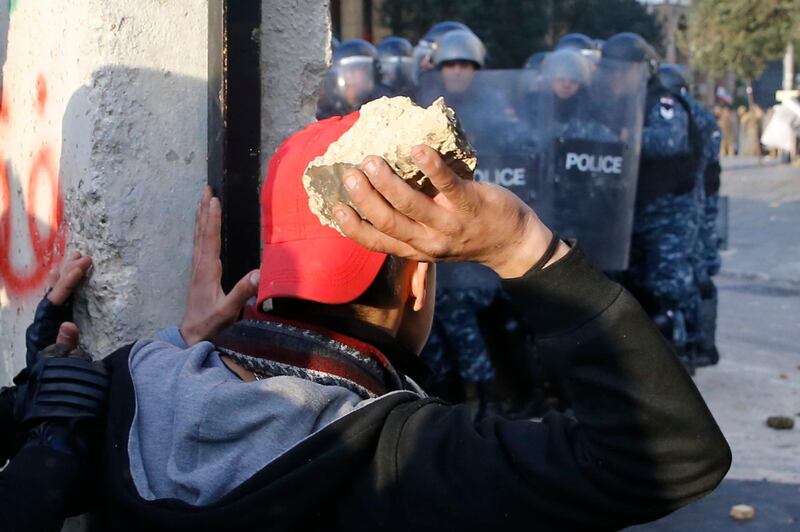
left=474, top=167, right=527, bottom=187
left=564, top=152, right=623, bottom=175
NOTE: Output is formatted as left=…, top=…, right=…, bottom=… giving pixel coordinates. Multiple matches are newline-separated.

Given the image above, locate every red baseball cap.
left=258, top=112, right=388, bottom=306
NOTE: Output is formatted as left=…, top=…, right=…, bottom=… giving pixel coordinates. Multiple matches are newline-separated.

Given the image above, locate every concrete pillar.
left=0, top=1, right=329, bottom=528
left=1, top=0, right=332, bottom=377
left=0, top=0, right=208, bottom=378
left=0, top=0, right=332, bottom=369
left=261, top=0, right=331, bottom=166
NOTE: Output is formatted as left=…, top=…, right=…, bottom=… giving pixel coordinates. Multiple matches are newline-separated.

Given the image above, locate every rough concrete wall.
left=0, top=0, right=208, bottom=382
left=261, top=0, right=331, bottom=171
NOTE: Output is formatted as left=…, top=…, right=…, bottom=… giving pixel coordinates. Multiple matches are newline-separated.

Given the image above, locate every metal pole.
left=784, top=42, right=795, bottom=91
left=208, top=0, right=262, bottom=292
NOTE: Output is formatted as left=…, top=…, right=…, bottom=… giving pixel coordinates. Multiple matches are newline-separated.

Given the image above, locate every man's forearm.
left=502, top=244, right=730, bottom=518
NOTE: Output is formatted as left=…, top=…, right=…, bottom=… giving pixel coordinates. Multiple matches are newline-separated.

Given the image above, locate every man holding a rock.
left=79, top=91, right=733, bottom=529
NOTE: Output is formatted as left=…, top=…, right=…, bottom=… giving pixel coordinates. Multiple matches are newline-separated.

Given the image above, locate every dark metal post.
left=208, top=0, right=262, bottom=291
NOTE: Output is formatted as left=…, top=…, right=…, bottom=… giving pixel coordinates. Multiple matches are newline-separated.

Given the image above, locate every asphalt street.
left=630, top=157, right=800, bottom=531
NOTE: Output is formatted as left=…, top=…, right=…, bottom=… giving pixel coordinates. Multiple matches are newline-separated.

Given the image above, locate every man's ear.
left=410, top=261, right=430, bottom=312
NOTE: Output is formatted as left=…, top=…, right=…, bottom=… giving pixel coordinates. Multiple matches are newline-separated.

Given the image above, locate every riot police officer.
left=411, top=20, right=473, bottom=85
left=417, top=29, right=505, bottom=415
left=416, top=29, right=512, bottom=151
left=659, top=63, right=723, bottom=367
left=604, top=33, right=700, bottom=371
left=376, top=36, right=416, bottom=97
left=316, top=39, right=392, bottom=119
left=541, top=49, right=614, bottom=139
left=538, top=50, right=625, bottom=266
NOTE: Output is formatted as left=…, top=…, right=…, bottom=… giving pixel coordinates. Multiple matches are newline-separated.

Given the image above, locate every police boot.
left=696, top=277, right=720, bottom=367
left=695, top=345, right=719, bottom=367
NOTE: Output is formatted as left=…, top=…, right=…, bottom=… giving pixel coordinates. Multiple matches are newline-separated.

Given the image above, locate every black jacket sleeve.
left=0, top=445, right=81, bottom=532
left=386, top=244, right=731, bottom=531
left=0, top=386, right=16, bottom=464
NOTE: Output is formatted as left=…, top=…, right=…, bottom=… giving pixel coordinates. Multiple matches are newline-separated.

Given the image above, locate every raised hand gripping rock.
left=303, top=96, right=477, bottom=232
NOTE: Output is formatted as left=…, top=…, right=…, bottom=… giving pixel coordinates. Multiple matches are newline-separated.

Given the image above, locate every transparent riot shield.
left=416, top=55, right=647, bottom=270
left=416, top=69, right=542, bottom=208
left=316, top=56, right=379, bottom=119
left=535, top=55, right=647, bottom=270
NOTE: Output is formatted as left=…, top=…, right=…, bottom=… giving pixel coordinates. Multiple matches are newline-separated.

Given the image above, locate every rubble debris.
left=303, top=96, right=477, bottom=232
left=730, top=504, right=755, bottom=520
left=766, top=416, right=795, bottom=430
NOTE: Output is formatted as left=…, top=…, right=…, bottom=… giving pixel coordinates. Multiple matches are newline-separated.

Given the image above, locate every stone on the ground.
left=303, top=96, right=477, bottom=232
left=729, top=504, right=755, bottom=520
left=765, top=416, right=795, bottom=430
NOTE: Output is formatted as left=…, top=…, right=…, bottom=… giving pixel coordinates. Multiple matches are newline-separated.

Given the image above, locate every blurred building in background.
left=331, top=0, right=391, bottom=43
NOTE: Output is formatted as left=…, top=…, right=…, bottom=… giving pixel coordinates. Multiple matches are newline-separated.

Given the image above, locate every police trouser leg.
left=630, top=194, right=699, bottom=365
left=696, top=277, right=720, bottom=366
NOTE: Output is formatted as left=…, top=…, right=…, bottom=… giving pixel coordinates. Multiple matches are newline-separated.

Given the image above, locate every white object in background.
left=761, top=100, right=800, bottom=152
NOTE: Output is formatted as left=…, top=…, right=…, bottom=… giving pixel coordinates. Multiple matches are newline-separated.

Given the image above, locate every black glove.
left=14, top=344, right=109, bottom=462
left=25, top=293, right=73, bottom=368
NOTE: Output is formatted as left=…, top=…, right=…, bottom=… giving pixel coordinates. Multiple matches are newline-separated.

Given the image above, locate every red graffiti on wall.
left=0, top=74, right=66, bottom=297
left=34, top=74, right=47, bottom=116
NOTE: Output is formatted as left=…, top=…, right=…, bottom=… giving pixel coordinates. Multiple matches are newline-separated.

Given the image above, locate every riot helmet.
left=557, top=33, right=601, bottom=63
left=431, top=30, right=486, bottom=96
left=333, top=39, right=380, bottom=66
left=602, top=32, right=659, bottom=76
left=413, top=21, right=473, bottom=84
left=433, top=29, right=486, bottom=69
left=320, top=39, right=380, bottom=116
left=421, top=21, right=472, bottom=47
left=524, top=51, right=547, bottom=70
left=543, top=50, right=591, bottom=88
left=377, top=36, right=414, bottom=93
left=601, top=33, right=658, bottom=98
left=543, top=50, right=591, bottom=122
left=556, top=33, right=595, bottom=52
left=658, top=64, right=691, bottom=95
left=378, top=36, right=413, bottom=57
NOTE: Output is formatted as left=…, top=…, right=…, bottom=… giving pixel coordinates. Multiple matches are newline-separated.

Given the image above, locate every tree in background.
left=380, top=0, right=662, bottom=69
left=689, top=0, right=800, bottom=107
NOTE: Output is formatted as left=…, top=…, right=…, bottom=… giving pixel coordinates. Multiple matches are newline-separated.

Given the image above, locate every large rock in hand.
left=303, top=96, right=477, bottom=232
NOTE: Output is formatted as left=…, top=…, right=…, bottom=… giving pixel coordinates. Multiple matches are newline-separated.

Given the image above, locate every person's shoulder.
left=128, top=335, right=214, bottom=373
left=100, top=336, right=191, bottom=375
